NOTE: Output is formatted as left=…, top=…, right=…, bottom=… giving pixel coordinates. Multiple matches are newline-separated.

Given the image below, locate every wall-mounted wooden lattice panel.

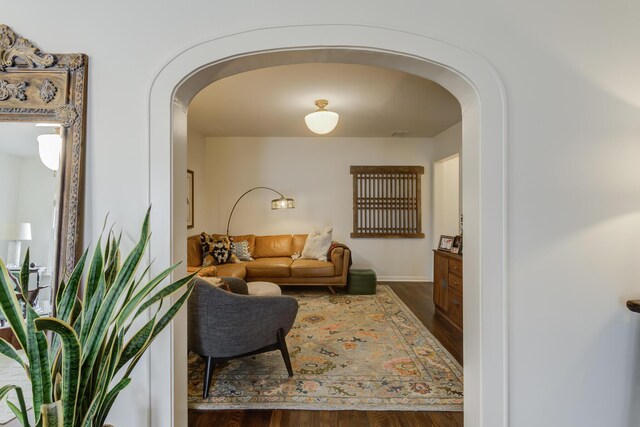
left=351, top=166, right=425, bottom=238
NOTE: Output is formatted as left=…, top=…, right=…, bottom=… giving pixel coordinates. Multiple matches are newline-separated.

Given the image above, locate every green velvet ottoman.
left=347, top=269, right=377, bottom=295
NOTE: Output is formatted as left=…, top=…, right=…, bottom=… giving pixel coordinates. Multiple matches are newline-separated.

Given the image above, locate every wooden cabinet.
left=433, top=250, right=463, bottom=331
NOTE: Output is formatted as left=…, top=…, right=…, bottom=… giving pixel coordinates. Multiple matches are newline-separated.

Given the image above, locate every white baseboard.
left=376, top=276, right=432, bottom=282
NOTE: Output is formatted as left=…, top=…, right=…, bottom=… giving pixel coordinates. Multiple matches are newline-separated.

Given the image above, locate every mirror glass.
left=0, top=122, right=63, bottom=317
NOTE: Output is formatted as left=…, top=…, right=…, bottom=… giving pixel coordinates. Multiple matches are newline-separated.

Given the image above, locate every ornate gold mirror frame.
left=0, top=24, right=87, bottom=285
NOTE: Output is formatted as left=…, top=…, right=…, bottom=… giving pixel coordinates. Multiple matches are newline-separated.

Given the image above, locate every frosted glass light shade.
left=271, top=197, right=295, bottom=209
left=37, top=133, right=62, bottom=171
left=305, top=110, right=339, bottom=134
left=305, top=99, right=339, bottom=134
left=0, top=223, right=32, bottom=241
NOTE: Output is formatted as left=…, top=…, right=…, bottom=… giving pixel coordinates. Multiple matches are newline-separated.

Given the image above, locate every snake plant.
left=0, top=209, right=196, bottom=426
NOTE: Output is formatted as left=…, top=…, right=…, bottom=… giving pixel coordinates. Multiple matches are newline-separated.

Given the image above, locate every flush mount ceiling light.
left=304, top=99, right=339, bottom=135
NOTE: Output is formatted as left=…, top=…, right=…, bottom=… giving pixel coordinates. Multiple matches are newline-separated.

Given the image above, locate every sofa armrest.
left=187, top=265, right=218, bottom=277
left=331, top=247, right=346, bottom=275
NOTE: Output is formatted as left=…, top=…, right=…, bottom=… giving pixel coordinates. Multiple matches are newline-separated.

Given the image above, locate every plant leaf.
left=41, top=401, right=64, bottom=427
left=0, top=385, right=30, bottom=427
left=0, top=259, right=27, bottom=349
left=84, top=236, right=103, bottom=311
left=115, top=262, right=180, bottom=330
left=35, top=318, right=81, bottom=427
left=116, top=315, right=155, bottom=373
left=104, top=232, right=121, bottom=289
left=25, top=305, right=51, bottom=423
left=0, top=338, right=28, bottom=372
left=125, top=282, right=194, bottom=377
left=78, top=209, right=150, bottom=410
left=135, top=271, right=196, bottom=319
left=79, top=275, right=105, bottom=345
left=36, top=327, right=52, bottom=405
left=122, top=262, right=153, bottom=308
left=6, top=400, right=26, bottom=425
left=95, top=377, right=131, bottom=427
left=56, top=250, right=88, bottom=324
left=19, top=249, right=30, bottom=301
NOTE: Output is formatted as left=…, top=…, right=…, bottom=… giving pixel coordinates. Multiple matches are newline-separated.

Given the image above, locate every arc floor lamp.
left=226, top=187, right=295, bottom=236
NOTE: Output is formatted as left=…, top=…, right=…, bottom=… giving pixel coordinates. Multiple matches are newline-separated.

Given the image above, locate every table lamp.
left=0, top=223, right=32, bottom=268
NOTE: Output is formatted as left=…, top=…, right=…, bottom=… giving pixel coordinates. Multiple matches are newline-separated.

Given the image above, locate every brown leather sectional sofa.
left=187, top=234, right=351, bottom=287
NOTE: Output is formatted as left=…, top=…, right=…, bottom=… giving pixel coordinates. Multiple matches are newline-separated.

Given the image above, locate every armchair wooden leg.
left=203, top=357, right=215, bottom=399
left=277, top=328, right=294, bottom=377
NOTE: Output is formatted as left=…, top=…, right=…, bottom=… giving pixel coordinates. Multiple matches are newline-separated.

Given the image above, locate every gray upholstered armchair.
left=187, top=277, right=299, bottom=398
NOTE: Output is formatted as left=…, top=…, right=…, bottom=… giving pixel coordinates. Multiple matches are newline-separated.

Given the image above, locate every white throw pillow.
left=301, top=227, right=333, bottom=261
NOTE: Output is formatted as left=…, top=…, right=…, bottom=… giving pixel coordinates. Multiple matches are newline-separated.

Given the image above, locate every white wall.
left=4, top=2, right=640, bottom=427
left=186, top=128, right=208, bottom=234
left=15, top=158, right=58, bottom=272
left=0, top=152, right=20, bottom=260
left=433, top=154, right=460, bottom=247
left=193, top=135, right=439, bottom=280
left=0, top=154, right=58, bottom=281
left=431, top=122, right=462, bottom=249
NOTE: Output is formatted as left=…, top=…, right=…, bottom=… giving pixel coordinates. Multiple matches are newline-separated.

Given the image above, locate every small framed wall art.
left=187, top=170, right=194, bottom=229
left=438, top=235, right=455, bottom=251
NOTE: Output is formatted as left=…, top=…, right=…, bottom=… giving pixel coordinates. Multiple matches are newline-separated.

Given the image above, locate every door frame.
left=148, top=24, right=508, bottom=427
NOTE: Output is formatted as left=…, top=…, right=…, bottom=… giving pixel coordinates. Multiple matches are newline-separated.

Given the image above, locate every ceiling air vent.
left=391, top=131, right=410, bottom=137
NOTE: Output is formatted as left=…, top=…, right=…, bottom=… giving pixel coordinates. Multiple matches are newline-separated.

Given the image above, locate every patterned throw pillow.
left=232, top=240, right=253, bottom=261
left=200, top=233, right=239, bottom=266
left=301, top=227, right=333, bottom=261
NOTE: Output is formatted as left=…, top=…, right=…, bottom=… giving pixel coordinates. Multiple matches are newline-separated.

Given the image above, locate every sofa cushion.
left=253, top=235, right=293, bottom=258
left=292, top=234, right=307, bottom=255
left=214, top=262, right=246, bottom=278
left=291, top=259, right=335, bottom=278
left=187, top=235, right=202, bottom=267
left=245, top=257, right=293, bottom=278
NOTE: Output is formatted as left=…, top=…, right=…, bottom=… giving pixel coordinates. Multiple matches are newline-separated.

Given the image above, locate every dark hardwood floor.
left=189, top=281, right=464, bottom=427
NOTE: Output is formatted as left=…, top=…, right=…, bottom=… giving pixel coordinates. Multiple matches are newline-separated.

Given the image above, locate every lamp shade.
left=37, top=133, right=62, bottom=171
left=0, top=223, right=32, bottom=241
left=271, top=197, right=295, bottom=210
left=305, top=99, right=339, bottom=135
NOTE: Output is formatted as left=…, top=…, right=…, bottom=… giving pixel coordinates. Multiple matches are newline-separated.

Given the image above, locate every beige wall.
left=186, top=128, right=208, bottom=235
left=4, top=2, right=640, bottom=426
left=189, top=134, right=455, bottom=280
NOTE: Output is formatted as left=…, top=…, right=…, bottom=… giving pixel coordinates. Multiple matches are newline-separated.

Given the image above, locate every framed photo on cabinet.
left=438, top=235, right=455, bottom=251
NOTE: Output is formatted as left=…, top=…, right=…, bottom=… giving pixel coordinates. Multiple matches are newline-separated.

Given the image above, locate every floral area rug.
left=187, top=285, right=463, bottom=411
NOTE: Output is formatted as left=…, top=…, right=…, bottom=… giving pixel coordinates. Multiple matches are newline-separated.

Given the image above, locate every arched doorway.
left=148, top=25, right=507, bottom=427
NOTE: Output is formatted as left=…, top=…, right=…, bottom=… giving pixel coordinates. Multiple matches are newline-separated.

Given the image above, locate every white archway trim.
left=148, top=25, right=507, bottom=427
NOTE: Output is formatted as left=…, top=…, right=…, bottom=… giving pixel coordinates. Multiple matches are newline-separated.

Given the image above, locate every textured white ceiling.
left=188, top=63, right=461, bottom=138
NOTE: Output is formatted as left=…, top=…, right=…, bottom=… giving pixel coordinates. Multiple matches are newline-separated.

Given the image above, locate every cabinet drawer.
left=448, top=289, right=463, bottom=329
left=449, top=273, right=463, bottom=294
left=448, top=258, right=462, bottom=277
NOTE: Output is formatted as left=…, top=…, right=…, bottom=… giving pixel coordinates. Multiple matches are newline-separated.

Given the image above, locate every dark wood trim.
left=350, top=165, right=425, bottom=174
left=351, top=165, right=424, bottom=238
left=351, top=232, right=425, bottom=238
left=433, top=249, right=463, bottom=261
